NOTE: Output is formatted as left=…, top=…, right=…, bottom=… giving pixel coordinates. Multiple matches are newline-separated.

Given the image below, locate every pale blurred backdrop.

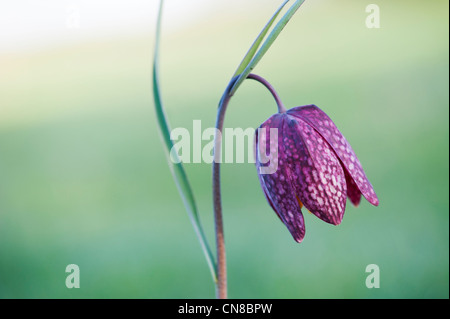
left=0, top=0, right=448, bottom=298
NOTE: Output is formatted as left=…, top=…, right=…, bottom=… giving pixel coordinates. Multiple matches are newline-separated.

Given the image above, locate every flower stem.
left=247, top=74, right=286, bottom=113
left=213, top=73, right=285, bottom=299
left=212, top=80, right=234, bottom=299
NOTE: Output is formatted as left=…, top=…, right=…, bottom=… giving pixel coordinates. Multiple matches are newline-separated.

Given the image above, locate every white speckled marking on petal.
left=281, top=116, right=347, bottom=225
left=287, top=105, right=379, bottom=207
left=255, top=114, right=306, bottom=243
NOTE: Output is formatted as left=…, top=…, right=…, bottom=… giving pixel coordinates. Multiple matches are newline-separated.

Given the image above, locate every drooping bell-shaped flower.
left=255, top=104, right=379, bottom=243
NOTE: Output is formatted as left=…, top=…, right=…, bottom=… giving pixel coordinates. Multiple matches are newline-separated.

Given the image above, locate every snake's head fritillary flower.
left=255, top=104, right=379, bottom=243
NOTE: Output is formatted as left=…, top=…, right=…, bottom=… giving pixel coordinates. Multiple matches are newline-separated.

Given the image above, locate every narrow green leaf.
left=152, top=0, right=217, bottom=283
left=230, top=0, right=306, bottom=96
left=232, top=0, right=290, bottom=78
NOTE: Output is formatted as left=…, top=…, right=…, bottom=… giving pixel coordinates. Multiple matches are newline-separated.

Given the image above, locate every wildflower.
left=255, top=104, right=379, bottom=242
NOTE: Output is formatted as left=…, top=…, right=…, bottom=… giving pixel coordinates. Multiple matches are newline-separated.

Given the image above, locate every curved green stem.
left=152, top=0, right=217, bottom=284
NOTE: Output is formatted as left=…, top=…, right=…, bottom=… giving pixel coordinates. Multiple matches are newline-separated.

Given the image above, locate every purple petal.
left=345, top=170, right=362, bottom=206
left=256, top=115, right=305, bottom=243
left=283, top=115, right=347, bottom=225
left=287, top=105, right=379, bottom=207
left=255, top=128, right=283, bottom=222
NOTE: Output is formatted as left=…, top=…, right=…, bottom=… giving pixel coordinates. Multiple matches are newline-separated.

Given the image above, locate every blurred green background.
left=0, top=0, right=448, bottom=298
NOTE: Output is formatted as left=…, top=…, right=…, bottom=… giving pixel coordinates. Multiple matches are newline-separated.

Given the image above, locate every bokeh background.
left=0, top=0, right=448, bottom=298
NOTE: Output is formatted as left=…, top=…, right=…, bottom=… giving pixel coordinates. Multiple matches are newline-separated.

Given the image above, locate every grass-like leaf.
left=152, top=0, right=217, bottom=283
left=231, top=0, right=290, bottom=78
left=229, top=0, right=306, bottom=96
